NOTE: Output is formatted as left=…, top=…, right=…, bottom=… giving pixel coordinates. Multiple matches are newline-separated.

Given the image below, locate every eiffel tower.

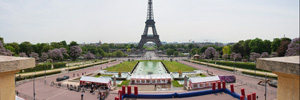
left=138, top=0, right=162, bottom=49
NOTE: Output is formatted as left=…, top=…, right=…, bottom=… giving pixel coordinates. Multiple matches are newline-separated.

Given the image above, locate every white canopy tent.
left=189, top=76, right=220, bottom=90
left=130, top=74, right=172, bottom=84
left=80, top=76, right=111, bottom=86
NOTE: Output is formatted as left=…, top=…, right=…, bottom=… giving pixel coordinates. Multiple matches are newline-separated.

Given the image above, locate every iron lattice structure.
left=138, top=0, right=162, bottom=49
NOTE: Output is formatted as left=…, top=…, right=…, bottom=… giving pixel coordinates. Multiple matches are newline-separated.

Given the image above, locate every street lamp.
left=264, top=72, right=268, bottom=100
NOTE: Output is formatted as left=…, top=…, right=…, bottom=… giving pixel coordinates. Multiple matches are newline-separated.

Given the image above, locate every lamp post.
left=33, top=68, right=36, bottom=100
left=264, top=72, right=267, bottom=100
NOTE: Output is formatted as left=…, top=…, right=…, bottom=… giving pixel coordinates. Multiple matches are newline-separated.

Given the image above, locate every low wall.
left=130, top=61, right=140, bottom=74
left=123, top=88, right=241, bottom=99
left=160, top=61, right=170, bottom=74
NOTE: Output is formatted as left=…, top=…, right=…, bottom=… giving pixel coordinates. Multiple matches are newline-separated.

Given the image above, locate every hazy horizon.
left=0, top=0, right=299, bottom=44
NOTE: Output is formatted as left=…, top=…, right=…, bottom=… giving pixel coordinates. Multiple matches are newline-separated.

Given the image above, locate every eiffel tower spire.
left=147, top=0, right=154, bottom=20
left=138, top=0, right=162, bottom=49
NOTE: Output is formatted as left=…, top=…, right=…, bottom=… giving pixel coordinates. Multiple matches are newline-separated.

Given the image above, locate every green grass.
left=242, top=71, right=277, bottom=79
left=117, top=80, right=131, bottom=87
left=162, top=61, right=197, bottom=72
left=172, top=80, right=183, bottom=87
left=104, top=61, right=139, bottom=72
left=187, top=74, right=206, bottom=77
left=93, top=74, right=114, bottom=77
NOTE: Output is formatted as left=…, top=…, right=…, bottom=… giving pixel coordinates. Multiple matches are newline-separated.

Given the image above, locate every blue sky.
left=0, top=0, right=299, bottom=44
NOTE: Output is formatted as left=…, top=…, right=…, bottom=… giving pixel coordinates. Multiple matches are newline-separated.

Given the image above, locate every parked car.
left=56, top=76, right=69, bottom=81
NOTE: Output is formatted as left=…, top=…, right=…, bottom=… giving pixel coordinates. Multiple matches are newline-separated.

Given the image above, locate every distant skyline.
left=0, top=0, right=299, bottom=44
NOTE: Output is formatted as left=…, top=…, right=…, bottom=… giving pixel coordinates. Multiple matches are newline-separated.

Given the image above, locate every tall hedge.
left=21, top=63, right=66, bottom=73
left=196, top=59, right=257, bottom=70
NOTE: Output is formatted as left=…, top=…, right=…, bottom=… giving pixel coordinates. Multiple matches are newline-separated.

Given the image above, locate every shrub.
left=196, top=59, right=257, bottom=70
left=21, top=63, right=66, bottom=73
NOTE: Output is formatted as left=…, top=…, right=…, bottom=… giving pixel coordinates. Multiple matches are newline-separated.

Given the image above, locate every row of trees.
left=0, top=36, right=127, bottom=62
left=197, top=37, right=299, bottom=61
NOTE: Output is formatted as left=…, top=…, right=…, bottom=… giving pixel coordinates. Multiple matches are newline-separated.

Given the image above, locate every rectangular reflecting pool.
left=132, top=61, right=168, bottom=75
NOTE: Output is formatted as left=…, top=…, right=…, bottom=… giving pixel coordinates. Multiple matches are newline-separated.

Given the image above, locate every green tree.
left=271, top=38, right=281, bottom=52
left=190, top=48, right=200, bottom=55
left=173, top=51, right=179, bottom=57
left=243, top=39, right=251, bottom=57
left=222, top=46, right=231, bottom=55
left=200, top=46, right=208, bottom=53
left=263, top=40, right=271, bottom=53
left=41, top=44, right=53, bottom=53
left=158, top=46, right=165, bottom=50
left=5, top=42, right=20, bottom=54
left=166, top=49, right=174, bottom=56
left=5, top=45, right=15, bottom=54
left=101, top=43, right=110, bottom=52
left=187, top=44, right=195, bottom=49
left=19, top=41, right=33, bottom=55
left=232, top=40, right=245, bottom=55
left=249, top=38, right=264, bottom=53
left=69, top=41, right=78, bottom=47
left=277, top=40, right=291, bottom=57
left=0, top=36, right=3, bottom=43
left=113, top=50, right=124, bottom=57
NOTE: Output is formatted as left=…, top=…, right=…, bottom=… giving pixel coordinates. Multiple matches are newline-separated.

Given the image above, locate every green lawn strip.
left=172, top=80, right=183, bottom=87
left=94, top=74, right=113, bottom=77
left=104, top=61, right=139, bottom=72
left=162, top=61, right=196, bottom=72
left=187, top=74, right=206, bottom=77
left=16, top=61, right=110, bottom=81
left=117, top=80, right=131, bottom=87
left=242, top=71, right=277, bottom=79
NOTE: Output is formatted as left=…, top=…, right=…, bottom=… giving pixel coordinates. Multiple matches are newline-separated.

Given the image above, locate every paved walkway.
left=179, top=60, right=277, bottom=100
left=16, top=60, right=121, bottom=100
left=16, top=59, right=277, bottom=100
left=16, top=60, right=111, bottom=77
left=189, top=60, right=277, bottom=77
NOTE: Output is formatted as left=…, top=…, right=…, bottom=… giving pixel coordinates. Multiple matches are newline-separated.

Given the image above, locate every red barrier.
left=127, top=86, right=131, bottom=95
left=115, top=97, right=119, bottom=100
left=122, top=85, right=126, bottom=95
left=222, top=81, right=226, bottom=89
left=230, top=84, right=234, bottom=93
left=118, top=90, right=122, bottom=100
left=247, top=94, right=252, bottom=100
left=252, top=93, right=256, bottom=100
left=212, top=83, right=216, bottom=90
left=217, top=81, right=221, bottom=89
left=241, top=88, right=245, bottom=97
left=240, top=95, right=245, bottom=100
left=134, top=86, right=138, bottom=95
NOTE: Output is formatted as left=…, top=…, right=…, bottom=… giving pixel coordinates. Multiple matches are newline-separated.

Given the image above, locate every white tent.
left=189, top=76, right=220, bottom=83
left=80, top=76, right=111, bottom=85
left=189, top=76, right=220, bottom=90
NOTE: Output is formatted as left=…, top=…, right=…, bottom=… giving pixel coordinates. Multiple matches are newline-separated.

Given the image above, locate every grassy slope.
left=172, top=80, right=183, bottom=87
left=94, top=74, right=114, bottom=77
left=117, top=80, right=131, bottom=87
left=104, top=61, right=138, bottom=72
left=162, top=61, right=196, bottom=72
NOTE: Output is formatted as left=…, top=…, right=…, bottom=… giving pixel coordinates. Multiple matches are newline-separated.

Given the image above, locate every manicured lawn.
left=162, top=61, right=197, bottom=72
left=172, top=80, right=183, bottom=87
left=188, top=74, right=206, bottom=77
left=117, top=80, right=131, bottom=87
left=104, top=61, right=139, bottom=72
left=94, top=74, right=114, bottom=77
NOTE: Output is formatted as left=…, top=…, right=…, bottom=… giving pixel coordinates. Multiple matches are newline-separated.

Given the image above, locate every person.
left=16, top=90, right=19, bottom=96
left=81, top=93, right=84, bottom=100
